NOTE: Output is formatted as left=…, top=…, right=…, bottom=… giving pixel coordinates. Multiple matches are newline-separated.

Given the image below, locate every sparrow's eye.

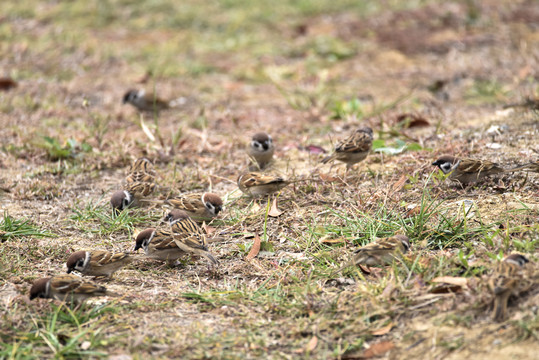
left=122, top=198, right=130, bottom=209
left=206, top=202, right=215, bottom=213
left=252, top=141, right=263, bottom=151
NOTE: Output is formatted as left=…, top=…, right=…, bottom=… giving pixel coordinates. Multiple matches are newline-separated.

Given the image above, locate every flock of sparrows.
left=29, top=95, right=538, bottom=322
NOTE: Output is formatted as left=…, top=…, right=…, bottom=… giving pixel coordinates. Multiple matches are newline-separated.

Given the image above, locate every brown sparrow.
left=164, top=193, right=223, bottom=222
left=134, top=210, right=217, bottom=266
left=321, top=127, right=373, bottom=170
left=111, top=157, right=157, bottom=212
left=247, top=132, right=274, bottom=169
left=135, top=227, right=185, bottom=266
left=489, top=253, right=530, bottom=322
left=237, top=172, right=290, bottom=197
left=332, top=235, right=410, bottom=275
left=29, top=274, right=116, bottom=304
left=431, top=155, right=533, bottom=184
left=66, top=250, right=134, bottom=278
left=122, top=89, right=170, bottom=113
left=169, top=209, right=218, bottom=265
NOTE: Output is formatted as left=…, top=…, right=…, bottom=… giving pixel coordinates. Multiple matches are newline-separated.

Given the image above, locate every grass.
left=0, top=212, right=56, bottom=242
left=1, top=0, right=538, bottom=358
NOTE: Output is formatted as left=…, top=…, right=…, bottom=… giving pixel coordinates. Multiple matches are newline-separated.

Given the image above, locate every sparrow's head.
left=66, top=251, right=89, bottom=274
left=202, top=193, right=223, bottom=216
left=29, top=277, right=51, bottom=300
left=134, top=228, right=155, bottom=251
left=251, top=132, right=273, bottom=152
left=110, top=190, right=132, bottom=212
left=165, top=209, right=190, bottom=224
left=122, top=89, right=142, bottom=104
left=356, top=126, right=373, bottom=137
left=394, top=234, right=411, bottom=252
left=432, top=155, right=459, bottom=174
left=504, top=253, right=529, bottom=267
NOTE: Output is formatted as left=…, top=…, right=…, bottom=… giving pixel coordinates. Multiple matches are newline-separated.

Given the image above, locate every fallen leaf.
left=202, top=223, right=216, bottom=235
left=320, top=237, right=346, bottom=244
left=302, top=145, right=326, bottom=154
left=140, top=118, right=156, bottom=142
left=431, top=276, right=468, bottom=287
left=391, top=175, right=407, bottom=192
left=246, top=233, right=261, bottom=260
left=395, top=113, right=430, bottom=128
left=268, top=198, right=283, bottom=217
left=305, top=336, right=318, bottom=352
left=0, top=77, right=17, bottom=91
left=381, top=282, right=395, bottom=298
left=359, top=264, right=371, bottom=274
left=371, top=323, right=394, bottom=336
left=320, top=173, right=340, bottom=182
left=360, top=341, right=395, bottom=358
left=294, top=336, right=318, bottom=354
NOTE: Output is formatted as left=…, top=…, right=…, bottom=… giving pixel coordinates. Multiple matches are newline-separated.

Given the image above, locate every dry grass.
left=1, top=0, right=538, bottom=358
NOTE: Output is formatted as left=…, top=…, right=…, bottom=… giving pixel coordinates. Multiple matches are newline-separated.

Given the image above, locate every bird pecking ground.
left=0, top=0, right=538, bottom=359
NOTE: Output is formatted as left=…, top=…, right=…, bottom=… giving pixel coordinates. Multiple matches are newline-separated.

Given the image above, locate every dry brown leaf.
left=395, top=113, right=430, bottom=128
left=371, top=323, right=394, bottom=336
left=361, top=341, right=395, bottom=358
left=391, top=175, right=407, bottom=192
left=320, top=238, right=346, bottom=244
left=305, top=336, right=318, bottom=352
left=246, top=233, right=261, bottom=260
left=202, top=223, right=217, bottom=235
left=359, top=264, right=371, bottom=274
left=0, top=77, right=17, bottom=91
left=268, top=198, right=283, bottom=217
left=294, top=336, right=318, bottom=354
left=319, top=173, right=340, bottom=182
left=431, top=276, right=468, bottom=287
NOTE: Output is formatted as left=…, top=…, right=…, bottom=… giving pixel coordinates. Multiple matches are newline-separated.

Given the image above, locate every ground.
left=0, top=0, right=538, bottom=359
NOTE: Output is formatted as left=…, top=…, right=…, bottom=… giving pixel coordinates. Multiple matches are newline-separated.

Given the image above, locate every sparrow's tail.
left=201, top=251, right=219, bottom=266
left=505, top=162, right=539, bottom=173
left=492, top=293, right=510, bottom=322
left=321, top=154, right=336, bottom=164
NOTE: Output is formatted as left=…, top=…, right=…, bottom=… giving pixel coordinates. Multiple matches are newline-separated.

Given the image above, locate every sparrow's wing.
left=243, top=173, right=286, bottom=187
left=126, top=182, right=156, bottom=197
left=492, top=262, right=520, bottom=294
left=171, top=218, right=207, bottom=247
left=51, top=275, right=107, bottom=295
left=126, top=158, right=156, bottom=184
left=165, top=195, right=200, bottom=212
left=459, top=158, right=502, bottom=175
left=151, top=230, right=181, bottom=251
left=90, top=251, right=112, bottom=267
left=354, top=237, right=401, bottom=255
left=336, top=131, right=372, bottom=154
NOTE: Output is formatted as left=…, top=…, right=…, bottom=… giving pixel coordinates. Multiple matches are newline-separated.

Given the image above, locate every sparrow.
left=237, top=172, right=290, bottom=197
left=247, top=132, right=274, bottom=169
left=321, top=127, right=373, bottom=170
left=163, top=193, right=223, bottom=222
left=66, top=250, right=134, bottom=278
left=169, top=209, right=218, bottom=265
left=29, top=274, right=117, bottom=304
left=134, top=227, right=185, bottom=266
left=134, top=210, right=218, bottom=266
left=122, top=89, right=170, bottom=113
left=332, top=235, right=410, bottom=275
left=126, top=157, right=156, bottom=184
left=432, top=155, right=530, bottom=184
left=489, top=253, right=530, bottom=322
left=111, top=157, right=157, bottom=212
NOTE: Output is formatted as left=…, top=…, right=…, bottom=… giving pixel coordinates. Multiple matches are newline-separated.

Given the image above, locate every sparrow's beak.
left=66, top=268, right=72, bottom=274
left=431, top=161, right=438, bottom=166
